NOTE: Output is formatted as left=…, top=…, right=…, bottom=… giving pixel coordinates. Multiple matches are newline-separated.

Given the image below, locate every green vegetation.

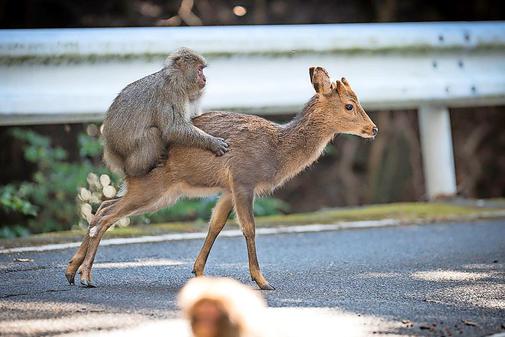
left=256, top=202, right=485, bottom=226
left=0, top=129, right=111, bottom=237
left=0, top=128, right=287, bottom=239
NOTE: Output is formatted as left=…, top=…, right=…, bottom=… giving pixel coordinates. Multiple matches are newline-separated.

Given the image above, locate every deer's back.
left=162, top=111, right=281, bottom=189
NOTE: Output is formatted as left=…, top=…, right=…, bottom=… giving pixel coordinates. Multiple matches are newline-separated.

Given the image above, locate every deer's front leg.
left=233, top=188, right=274, bottom=290
left=193, top=193, right=233, bottom=276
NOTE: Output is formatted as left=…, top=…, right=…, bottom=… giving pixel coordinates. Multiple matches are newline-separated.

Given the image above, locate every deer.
left=65, top=66, right=378, bottom=290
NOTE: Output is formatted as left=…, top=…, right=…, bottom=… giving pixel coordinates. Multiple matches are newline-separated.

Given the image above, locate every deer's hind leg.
left=65, top=198, right=121, bottom=285
left=78, top=174, right=176, bottom=287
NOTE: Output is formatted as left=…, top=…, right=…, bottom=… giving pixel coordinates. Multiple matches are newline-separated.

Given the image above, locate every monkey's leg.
left=193, top=193, right=233, bottom=276
left=65, top=198, right=120, bottom=285
left=124, top=128, right=164, bottom=177
left=103, top=146, right=126, bottom=176
left=232, top=186, right=274, bottom=290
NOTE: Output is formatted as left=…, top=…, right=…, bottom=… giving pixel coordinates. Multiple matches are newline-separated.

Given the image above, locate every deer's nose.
left=372, top=127, right=378, bottom=137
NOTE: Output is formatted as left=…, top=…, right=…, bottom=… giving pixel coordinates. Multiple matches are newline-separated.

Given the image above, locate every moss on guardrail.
left=2, top=44, right=505, bottom=65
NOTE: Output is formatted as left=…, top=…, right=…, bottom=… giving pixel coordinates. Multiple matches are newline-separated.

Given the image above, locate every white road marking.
left=94, top=258, right=185, bottom=269
left=0, top=219, right=400, bottom=254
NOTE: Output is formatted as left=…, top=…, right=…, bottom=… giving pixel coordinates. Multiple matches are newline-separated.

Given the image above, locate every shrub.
left=0, top=128, right=112, bottom=236
left=0, top=127, right=289, bottom=238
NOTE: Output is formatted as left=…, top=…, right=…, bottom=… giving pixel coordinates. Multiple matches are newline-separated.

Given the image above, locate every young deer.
left=65, top=66, right=378, bottom=290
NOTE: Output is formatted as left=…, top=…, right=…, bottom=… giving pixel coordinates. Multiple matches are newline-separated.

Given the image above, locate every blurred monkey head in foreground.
left=179, top=277, right=266, bottom=337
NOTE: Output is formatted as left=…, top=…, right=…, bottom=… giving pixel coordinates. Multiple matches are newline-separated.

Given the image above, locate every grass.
left=256, top=202, right=484, bottom=226
left=1, top=200, right=504, bottom=249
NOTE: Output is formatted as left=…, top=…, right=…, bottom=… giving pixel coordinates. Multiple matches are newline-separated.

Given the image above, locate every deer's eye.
left=345, top=104, right=353, bottom=111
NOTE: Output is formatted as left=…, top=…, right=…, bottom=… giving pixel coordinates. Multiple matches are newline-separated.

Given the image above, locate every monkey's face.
left=197, top=64, right=206, bottom=90
left=190, top=299, right=234, bottom=337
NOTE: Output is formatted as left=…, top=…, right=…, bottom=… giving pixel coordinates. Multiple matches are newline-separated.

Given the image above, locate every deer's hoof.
left=80, top=279, right=96, bottom=288
left=65, top=272, right=75, bottom=285
left=259, top=283, right=275, bottom=291
left=192, top=267, right=204, bottom=277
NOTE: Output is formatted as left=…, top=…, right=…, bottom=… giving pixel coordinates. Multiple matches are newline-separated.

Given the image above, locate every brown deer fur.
left=65, top=67, right=378, bottom=290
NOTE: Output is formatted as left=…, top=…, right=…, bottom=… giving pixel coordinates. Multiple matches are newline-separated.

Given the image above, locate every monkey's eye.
left=345, top=104, right=353, bottom=111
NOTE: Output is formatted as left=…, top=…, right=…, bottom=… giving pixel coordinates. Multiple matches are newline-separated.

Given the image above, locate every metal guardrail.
left=1, top=22, right=505, bottom=198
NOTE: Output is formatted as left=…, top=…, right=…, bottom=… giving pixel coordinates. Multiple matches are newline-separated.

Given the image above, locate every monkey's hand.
left=208, top=136, right=229, bottom=156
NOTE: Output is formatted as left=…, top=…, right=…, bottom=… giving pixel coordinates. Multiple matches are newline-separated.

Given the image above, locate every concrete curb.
left=0, top=219, right=400, bottom=254
left=1, top=210, right=504, bottom=255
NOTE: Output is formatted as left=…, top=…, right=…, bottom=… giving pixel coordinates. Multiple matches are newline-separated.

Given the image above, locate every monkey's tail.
left=103, top=144, right=125, bottom=177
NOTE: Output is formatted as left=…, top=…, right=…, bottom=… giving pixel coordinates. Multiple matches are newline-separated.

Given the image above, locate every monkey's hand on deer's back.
left=208, top=136, right=229, bottom=156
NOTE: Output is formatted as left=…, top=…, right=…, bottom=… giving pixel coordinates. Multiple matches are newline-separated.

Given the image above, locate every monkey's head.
left=167, top=47, right=208, bottom=96
left=179, top=277, right=266, bottom=337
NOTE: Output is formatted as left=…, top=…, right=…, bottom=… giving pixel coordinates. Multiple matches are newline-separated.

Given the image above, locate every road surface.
left=1, top=220, right=504, bottom=336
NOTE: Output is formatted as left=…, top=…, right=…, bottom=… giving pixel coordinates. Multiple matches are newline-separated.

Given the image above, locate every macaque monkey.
left=179, top=277, right=266, bottom=337
left=102, top=47, right=229, bottom=177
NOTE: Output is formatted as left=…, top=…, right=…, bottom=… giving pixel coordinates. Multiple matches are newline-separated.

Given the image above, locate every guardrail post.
left=418, top=105, right=457, bottom=199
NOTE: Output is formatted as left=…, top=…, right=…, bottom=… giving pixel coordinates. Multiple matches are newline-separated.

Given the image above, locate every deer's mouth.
left=361, top=133, right=376, bottom=140
left=360, top=126, right=378, bottom=139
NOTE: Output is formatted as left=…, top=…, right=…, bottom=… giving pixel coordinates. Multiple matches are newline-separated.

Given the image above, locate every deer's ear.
left=309, top=67, right=316, bottom=85
left=336, top=80, right=347, bottom=97
left=309, top=67, right=331, bottom=94
left=341, top=77, right=349, bottom=85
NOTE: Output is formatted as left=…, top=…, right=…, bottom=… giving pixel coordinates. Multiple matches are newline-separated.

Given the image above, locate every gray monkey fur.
left=102, top=47, right=228, bottom=177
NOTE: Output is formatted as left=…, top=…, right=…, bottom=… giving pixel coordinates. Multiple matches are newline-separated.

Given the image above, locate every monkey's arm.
left=160, top=106, right=229, bottom=156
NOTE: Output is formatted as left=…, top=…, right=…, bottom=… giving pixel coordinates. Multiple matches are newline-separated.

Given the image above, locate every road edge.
left=2, top=211, right=505, bottom=254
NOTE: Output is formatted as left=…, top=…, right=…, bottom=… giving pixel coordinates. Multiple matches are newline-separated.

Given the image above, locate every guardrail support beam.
left=418, top=105, right=457, bottom=199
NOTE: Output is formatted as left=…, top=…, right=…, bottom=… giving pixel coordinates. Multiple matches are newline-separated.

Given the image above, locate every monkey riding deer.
left=65, top=67, right=378, bottom=290
left=102, top=47, right=228, bottom=177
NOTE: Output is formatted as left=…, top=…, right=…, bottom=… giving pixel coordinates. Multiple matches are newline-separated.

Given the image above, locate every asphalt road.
left=1, top=220, right=504, bottom=337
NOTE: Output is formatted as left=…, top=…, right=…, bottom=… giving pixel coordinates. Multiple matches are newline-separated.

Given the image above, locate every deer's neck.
left=276, top=97, right=336, bottom=183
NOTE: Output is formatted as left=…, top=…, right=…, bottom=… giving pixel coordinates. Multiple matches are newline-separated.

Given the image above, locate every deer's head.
left=309, top=66, right=378, bottom=139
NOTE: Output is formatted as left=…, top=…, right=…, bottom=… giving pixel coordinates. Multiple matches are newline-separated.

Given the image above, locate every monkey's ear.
left=309, top=67, right=331, bottom=94
left=172, top=55, right=191, bottom=71
left=173, top=56, right=184, bottom=68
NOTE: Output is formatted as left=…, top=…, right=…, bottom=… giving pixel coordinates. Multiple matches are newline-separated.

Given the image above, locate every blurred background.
left=0, top=0, right=504, bottom=238
left=1, top=0, right=504, bottom=27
